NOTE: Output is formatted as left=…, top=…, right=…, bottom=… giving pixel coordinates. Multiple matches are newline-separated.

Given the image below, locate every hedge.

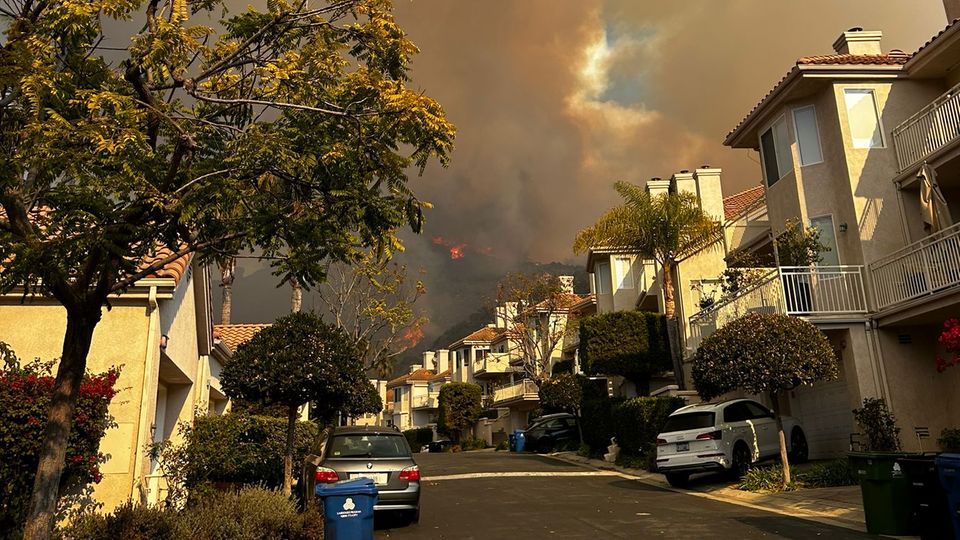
left=403, top=427, right=434, bottom=452
left=437, top=382, right=482, bottom=441
left=578, top=311, right=670, bottom=389
left=610, top=396, right=686, bottom=456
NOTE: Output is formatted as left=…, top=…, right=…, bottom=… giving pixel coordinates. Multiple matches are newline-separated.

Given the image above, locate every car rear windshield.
left=328, top=434, right=411, bottom=458
left=662, top=412, right=715, bottom=433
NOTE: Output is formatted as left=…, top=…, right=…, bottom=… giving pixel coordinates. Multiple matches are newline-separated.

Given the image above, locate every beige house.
left=688, top=17, right=960, bottom=457
left=0, top=255, right=228, bottom=510
left=387, top=350, right=451, bottom=432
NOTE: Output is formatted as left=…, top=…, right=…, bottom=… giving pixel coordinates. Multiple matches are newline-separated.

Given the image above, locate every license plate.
left=676, top=442, right=689, bottom=452
left=350, top=472, right=388, bottom=485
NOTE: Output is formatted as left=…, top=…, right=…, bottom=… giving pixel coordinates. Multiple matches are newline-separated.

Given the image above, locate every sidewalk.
left=547, top=451, right=874, bottom=535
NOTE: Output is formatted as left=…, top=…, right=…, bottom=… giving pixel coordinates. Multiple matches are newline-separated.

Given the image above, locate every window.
left=843, top=89, right=884, bottom=148
left=328, top=434, right=411, bottom=458
left=743, top=402, right=773, bottom=420
left=394, top=389, right=402, bottom=402
left=793, top=106, right=823, bottom=166
left=662, top=412, right=715, bottom=432
left=723, top=403, right=750, bottom=423
left=759, top=116, right=793, bottom=186
left=594, top=261, right=612, bottom=294
left=809, top=215, right=840, bottom=266
left=614, top=256, right=634, bottom=289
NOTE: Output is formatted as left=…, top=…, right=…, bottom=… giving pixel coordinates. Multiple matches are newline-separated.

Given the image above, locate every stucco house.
left=0, top=253, right=227, bottom=510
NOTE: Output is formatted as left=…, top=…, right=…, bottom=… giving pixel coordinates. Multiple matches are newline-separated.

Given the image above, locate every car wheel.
left=731, top=442, right=751, bottom=480
left=664, top=472, right=690, bottom=488
left=790, top=428, right=809, bottom=464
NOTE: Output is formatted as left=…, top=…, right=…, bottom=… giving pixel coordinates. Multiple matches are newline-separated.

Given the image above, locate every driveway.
left=374, top=451, right=873, bottom=539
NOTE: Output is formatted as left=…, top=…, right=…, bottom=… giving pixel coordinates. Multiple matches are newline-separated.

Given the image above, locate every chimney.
left=409, top=363, right=422, bottom=374
left=437, top=349, right=450, bottom=373
left=672, top=170, right=696, bottom=197
left=945, top=0, right=960, bottom=22
left=422, top=351, right=435, bottom=372
left=495, top=305, right=506, bottom=327
left=559, top=275, right=575, bottom=294
left=832, top=28, right=883, bottom=56
left=646, top=177, right=670, bottom=197
left=694, top=167, right=725, bottom=221
left=504, top=302, right=518, bottom=325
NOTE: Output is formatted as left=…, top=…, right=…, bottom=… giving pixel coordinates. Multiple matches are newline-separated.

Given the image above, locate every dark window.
left=760, top=128, right=780, bottom=187
left=662, top=412, right=716, bottom=433
left=328, top=434, right=411, bottom=458
left=723, top=403, right=750, bottom=423
left=744, top=402, right=773, bottom=419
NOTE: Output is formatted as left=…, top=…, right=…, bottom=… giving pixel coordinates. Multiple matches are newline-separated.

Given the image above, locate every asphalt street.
left=373, top=451, right=872, bottom=539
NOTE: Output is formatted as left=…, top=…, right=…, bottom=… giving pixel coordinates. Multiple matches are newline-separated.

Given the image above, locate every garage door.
left=789, top=376, right=854, bottom=460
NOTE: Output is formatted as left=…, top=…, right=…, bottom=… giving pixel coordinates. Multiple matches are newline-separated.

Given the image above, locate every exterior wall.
left=591, top=253, right=648, bottom=314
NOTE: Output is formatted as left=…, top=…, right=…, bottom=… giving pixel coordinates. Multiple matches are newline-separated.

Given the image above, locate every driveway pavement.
left=374, top=451, right=874, bottom=539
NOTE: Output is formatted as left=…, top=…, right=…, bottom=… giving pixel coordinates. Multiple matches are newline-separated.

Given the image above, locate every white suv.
left=655, top=399, right=808, bottom=487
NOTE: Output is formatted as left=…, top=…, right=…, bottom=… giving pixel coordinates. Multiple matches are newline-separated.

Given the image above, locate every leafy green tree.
left=0, top=1, right=453, bottom=536
left=437, top=383, right=481, bottom=442
left=538, top=373, right=582, bottom=415
left=573, top=184, right=723, bottom=388
left=578, top=311, right=670, bottom=394
left=775, top=218, right=830, bottom=266
left=220, top=313, right=381, bottom=496
left=692, top=313, right=838, bottom=486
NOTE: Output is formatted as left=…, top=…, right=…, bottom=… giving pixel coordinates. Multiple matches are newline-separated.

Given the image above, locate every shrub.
left=403, top=427, right=434, bottom=452
left=56, top=503, right=177, bottom=540
left=799, top=459, right=856, bottom=488
left=939, top=428, right=960, bottom=452
left=149, top=414, right=318, bottom=502
left=853, top=398, right=901, bottom=452
left=460, top=438, right=487, bottom=451
left=478, top=409, right=499, bottom=421
left=1, top=357, right=120, bottom=535
left=495, top=440, right=509, bottom=451
left=578, top=311, right=670, bottom=389
left=538, top=373, right=582, bottom=414
left=610, top=396, right=685, bottom=457
left=579, top=378, right=614, bottom=456
left=551, top=360, right=574, bottom=375
left=738, top=465, right=799, bottom=493
left=437, top=383, right=482, bottom=442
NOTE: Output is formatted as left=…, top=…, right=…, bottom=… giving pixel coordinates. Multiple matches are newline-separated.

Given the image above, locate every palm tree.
left=219, top=257, right=236, bottom=325
left=573, top=182, right=723, bottom=388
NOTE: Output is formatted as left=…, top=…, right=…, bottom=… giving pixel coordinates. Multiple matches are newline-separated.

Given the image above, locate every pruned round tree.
left=691, top=313, right=838, bottom=485
left=221, top=312, right=381, bottom=496
left=579, top=311, right=671, bottom=394
left=437, top=383, right=482, bottom=443
left=538, top=373, right=583, bottom=415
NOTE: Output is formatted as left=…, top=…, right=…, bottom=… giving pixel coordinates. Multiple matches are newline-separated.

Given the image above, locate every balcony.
left=491, top=379, right=539, bottom=405
left=412, top=395, right=438, bottom=410
left=688, top=266, right=868, bottom=352
left=869, top=222, right=960, bottom=312
left=892, top=80, right=960, bottom=173
left=474, top=352, right=515, bottom=377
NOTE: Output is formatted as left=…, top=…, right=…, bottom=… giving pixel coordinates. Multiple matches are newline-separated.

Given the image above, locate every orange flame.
left=449, top=245, right=465, bottom=260
left=403, top=325, right=425, bottom=346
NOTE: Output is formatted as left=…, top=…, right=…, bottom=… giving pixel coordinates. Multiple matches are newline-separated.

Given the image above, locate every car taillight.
left=696, top=430, right=722, bottom=441
left=656, top=438, right=667, bottom=446
left=314, top=467, right=339, bottom=483
left=398, top=466, right=420, bottom=482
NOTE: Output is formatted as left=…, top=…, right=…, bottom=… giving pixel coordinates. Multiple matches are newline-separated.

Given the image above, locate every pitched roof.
left=911, top=18, right=960, bottom=59
left=137, top=247, right=192, bottom=284
left=213, top=323, right=271, bottom=352
left=429, top=369, right=451, bottom=382
left=449, top=326, right=506, bottom=348
left=386, top=368, right=437, bottom=388
left=723, top=185, right=765, bottom=220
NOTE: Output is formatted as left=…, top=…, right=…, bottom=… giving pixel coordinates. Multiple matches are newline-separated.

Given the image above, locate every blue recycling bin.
left=937, top=454, right=960, bottom=540
left=316, top=478, right=378, bottom=540
left=508, top=433, right=517, bottom=452
left=514, top=430, right=526, bottom=453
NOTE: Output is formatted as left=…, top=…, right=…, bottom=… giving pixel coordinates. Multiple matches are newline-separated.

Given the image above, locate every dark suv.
left=524, top=413, right=580, bottom=453
left=302, top=426, right=421, bottom=523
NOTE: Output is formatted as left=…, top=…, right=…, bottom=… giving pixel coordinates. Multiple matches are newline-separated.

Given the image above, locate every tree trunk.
left=291, top=277, right=302, bottom=313
left=283, top=405, right=297, bottom=497
left=23, top=307, right=101, bottom=540
left=661, top=262, right=686, bottom=390
left=219, top=257, right=235, bottom=325
left=770, top=391, right=791, bottom=486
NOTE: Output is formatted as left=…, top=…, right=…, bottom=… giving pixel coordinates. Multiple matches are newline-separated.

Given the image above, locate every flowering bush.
left=0, top=350, right=119, bottom=534
left=936, top=318, right=960, bottom=372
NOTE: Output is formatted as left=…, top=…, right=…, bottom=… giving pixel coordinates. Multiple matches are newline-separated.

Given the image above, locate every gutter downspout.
left=131, top=286, right=160, bottom=503
left=864, top=319, right=892, bottom=409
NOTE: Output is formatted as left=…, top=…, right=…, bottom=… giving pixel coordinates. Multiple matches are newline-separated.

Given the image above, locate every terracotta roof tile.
left=386, top=368, right=437, bottom=388
left=723, top=185, right=765, bottom=220
left=429, top=369, right=451, bottom=382
left=450, top=326, right=506, bottom=348
left=137, top=247, right=192, bottom=284
left=213, top=323, right=271, bottom=352
left=911, top=18, right=960, bottom=59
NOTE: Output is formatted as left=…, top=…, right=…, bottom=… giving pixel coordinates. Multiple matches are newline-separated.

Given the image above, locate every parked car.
left=301, top=426, right=421, bottom=523
left=525, top=413, right=581, bottom=453
left=422, top=439, right=453, bottom=453
left=655, top=399, right=808, bottom=487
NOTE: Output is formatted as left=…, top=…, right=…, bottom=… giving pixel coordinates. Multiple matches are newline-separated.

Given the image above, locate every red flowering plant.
left=937, top=319, right=960, bottom=373
left=0, top=344, right=119, bottom=533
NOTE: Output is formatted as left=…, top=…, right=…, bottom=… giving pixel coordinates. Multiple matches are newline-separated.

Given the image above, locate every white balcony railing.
left=688, top=266, right=868, bottom=352
left=412, top=395, right=437, bottom=409
left=869, top=222, right=960, bottom=311
left=474, top=352, right=514, bottom=375
left=492, top=379, right=538, bottom=404
left=892, top=80, right=960, bottom=173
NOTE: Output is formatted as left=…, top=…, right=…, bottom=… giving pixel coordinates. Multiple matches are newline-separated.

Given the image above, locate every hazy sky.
left=389, top=0, right=946, bottom=265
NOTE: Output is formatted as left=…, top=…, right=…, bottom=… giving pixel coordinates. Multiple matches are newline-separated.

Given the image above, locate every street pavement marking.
left=422, top=470, right=625, bottom=482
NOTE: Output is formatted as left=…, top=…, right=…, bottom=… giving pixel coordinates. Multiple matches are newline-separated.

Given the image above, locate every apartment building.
left=387, top=350, right=451, bottom=431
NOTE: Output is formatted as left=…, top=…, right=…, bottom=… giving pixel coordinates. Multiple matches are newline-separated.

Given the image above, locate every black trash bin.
left=899, top=455, right=954, bottom=539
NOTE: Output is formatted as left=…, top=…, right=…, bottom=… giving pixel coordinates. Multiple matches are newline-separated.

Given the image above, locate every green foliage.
left=222, top=312, right=380, bottom=422
left=939, top=428, right=960, bottom=452
left=403, top=427, right=434, bottom=452
left=692, top=313, right=838, bottom=401
left=853, top=398, right=901, bottom=452
left=579, top=378, right=615, bottom=455
left=437, top=382, right=482, bottom=441
left=551, top=360, right=574, bottom=375
left=538, top=373, right=583, bottom=414
left=800, top=459, right=856, bottom=488
left=775, top=218, right=830, bottom=266
left=460, top=438, right=488, bottom=451
left=610, top=397, right=686, bottom=457
left=148, top=415, right=318, bottom=498
left=738, top=465, right=800, bottom=493
left=1, top=356, right=120, bottom=536
left=720, top=251, right=769, bottom=298
left=495, top=440, right=509, bottom=451
left=578, top=311, right=670, bottom=388
left=57, top=488, right=323, bottom=540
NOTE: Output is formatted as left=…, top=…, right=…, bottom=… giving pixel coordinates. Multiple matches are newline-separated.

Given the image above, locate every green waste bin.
left=848, top=452, right=918, bottom=535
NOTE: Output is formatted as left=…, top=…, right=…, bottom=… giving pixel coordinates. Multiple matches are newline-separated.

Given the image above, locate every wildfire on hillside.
left=449, top=245, right=464, bottom=259
left=402, top=324, right=425, bottom=347
left=432, top=236, right=469, bottom=260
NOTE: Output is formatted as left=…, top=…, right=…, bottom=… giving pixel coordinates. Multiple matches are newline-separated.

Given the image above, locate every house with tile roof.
left=686, top=16, right=960, bottom=457
left=386, top=350, right=452, bottom=431
left=0, top=254, right=227, bottom=509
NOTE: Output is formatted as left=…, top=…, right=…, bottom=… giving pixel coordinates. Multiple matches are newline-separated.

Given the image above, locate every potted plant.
left=774, top=219, right=829, bottom=313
